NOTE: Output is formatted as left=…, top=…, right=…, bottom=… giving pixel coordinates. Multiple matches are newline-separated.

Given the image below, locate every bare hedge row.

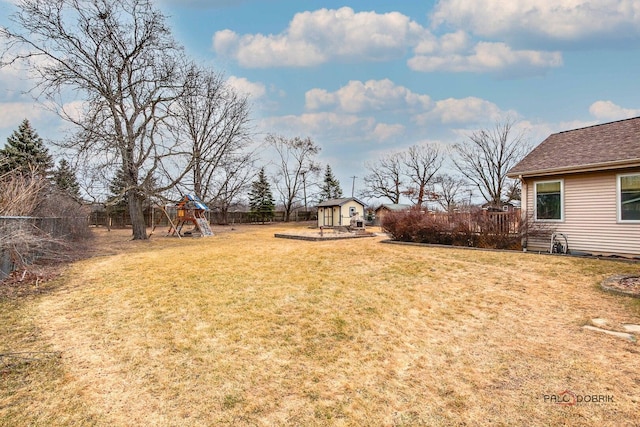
left=1, top=172, right=91, bottom=279
left=381, top=208, right=548, bottom=250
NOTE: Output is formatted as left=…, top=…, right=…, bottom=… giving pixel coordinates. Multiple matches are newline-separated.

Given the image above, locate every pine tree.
left=107, top=167, right=129, bottom=211
left=0, top=119, right=53, bottom=175
left=248, top=168, right=275, bottom=223
left=53, top=159, right=81, bottom=198
left=319, top=164, right=343, bottom=202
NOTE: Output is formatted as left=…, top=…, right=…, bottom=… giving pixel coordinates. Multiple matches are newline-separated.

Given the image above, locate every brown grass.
left=2, top=224, right=639, bottom=426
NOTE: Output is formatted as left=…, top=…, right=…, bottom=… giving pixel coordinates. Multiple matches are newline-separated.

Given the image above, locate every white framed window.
left=618, top=173, right=640, bottom=222
left=534, top=180, right=564, bottom=221
left=349, top=206, right=357, bottom=216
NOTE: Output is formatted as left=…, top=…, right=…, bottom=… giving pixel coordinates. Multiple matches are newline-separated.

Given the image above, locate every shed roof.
left=376, top=204, right=411, bottom=212
left=508, top=116, right=640, bottom=177
left=317, top=197, right=365, bottom=207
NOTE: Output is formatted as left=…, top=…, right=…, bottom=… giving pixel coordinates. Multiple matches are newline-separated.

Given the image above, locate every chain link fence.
left=0, top=216, right=88, bottom=279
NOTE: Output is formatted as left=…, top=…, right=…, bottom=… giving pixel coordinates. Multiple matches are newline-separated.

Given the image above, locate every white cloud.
left=213, top=7, right=563, bottom=75
left=0, top=102, right=47, bottom=128
left=438, top=30, right=470, bottom=53
left=266, top=79, right=521, bottom=146
left=214, top=30, right=327, bottom=68
left=158, top=0, right=250, bottom=8
left=414, top=97, right=504, bottom=125
left=226, top=76, right=266, bottom=100
left=589, top=100, right=640, bottom=121
left=213, top=7, right=425, bottom=68
left=305, top=79, right=431, bottom=113
left=263, top=112, right=370, bottom=135
left=59, top=100, right=87, bottom=123
left=408, top=40, right=562, bottom=74
left=305, top=88, right=337, bottom=111
left=260, top=112, right=403, bottom=143
left=372, top=123, right=405, bottom=141
left=431, top=0, right=640, bottom=44
left=0, top=53, right=35, bottom=98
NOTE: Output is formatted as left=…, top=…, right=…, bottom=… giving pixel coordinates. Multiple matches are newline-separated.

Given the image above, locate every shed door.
left=324, top=208, right=333, bottom=226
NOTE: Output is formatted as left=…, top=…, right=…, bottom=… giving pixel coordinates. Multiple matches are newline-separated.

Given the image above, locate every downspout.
left=519, top=175, right=527, bottom=252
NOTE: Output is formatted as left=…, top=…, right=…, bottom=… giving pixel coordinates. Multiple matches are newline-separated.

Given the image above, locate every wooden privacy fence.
left=89, top=207, right=318, bottom=228
left=425, top=210, right=521, bottom=234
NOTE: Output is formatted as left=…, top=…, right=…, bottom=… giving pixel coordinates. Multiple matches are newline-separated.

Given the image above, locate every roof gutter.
left=507, top=159, right=640, bottom=179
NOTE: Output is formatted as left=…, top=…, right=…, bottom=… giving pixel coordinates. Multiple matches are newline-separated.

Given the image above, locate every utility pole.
left=350, top=175, right=357, bottom=197
left=301, top=170, right=308, bottom=211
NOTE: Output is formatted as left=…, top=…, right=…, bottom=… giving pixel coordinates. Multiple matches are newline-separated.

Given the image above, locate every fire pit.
left=601, top=275, right=640, bottom=298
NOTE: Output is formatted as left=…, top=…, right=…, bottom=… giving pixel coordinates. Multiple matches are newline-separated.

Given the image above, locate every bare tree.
left=504, top=179, right=521, bottom=202
left=1, top=166, right=90, bottom=277
left=402, top=143, right=442, bottom=207
left=268, top=134, right=320, bottom=222
left=208, top=152, right=256, bottom=223
left=434, top=173, right=468, bottom=212
left=362, top=152, right=404, bottom=204
left=1, top=0, right=189, bottom=239
left=172, top=64, right=254, bottom=205
left=0, top=166, right=47, bottom=216
left=452, top=117, right=530, bottom=208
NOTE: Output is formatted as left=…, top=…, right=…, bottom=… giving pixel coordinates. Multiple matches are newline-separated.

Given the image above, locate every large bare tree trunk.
left=128, top=191, right=147, bottom=240
left=1, top=0, right=194, bottom=240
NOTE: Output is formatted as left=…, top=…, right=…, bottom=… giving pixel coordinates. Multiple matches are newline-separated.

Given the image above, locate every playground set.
left=164, top=195, right=213, bottom=238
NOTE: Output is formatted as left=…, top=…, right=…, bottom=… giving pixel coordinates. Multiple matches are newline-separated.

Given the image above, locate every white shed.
left=317, top=197, right=366, bottom=228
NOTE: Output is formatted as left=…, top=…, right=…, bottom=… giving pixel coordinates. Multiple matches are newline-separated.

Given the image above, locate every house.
left=507, top=116, right=640, bottom=257
left=374, top=203, right=411, bottom=225
left=481, top=201, right=520, bottom=212
left=317, top=197, right=366, bottom=228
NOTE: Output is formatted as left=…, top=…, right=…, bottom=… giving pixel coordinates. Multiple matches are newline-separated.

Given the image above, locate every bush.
left=1, top=170, right=91, bottom=278
left=382, top=208, right=451, bottom=245
left=34, top=188, right=92, bottom=241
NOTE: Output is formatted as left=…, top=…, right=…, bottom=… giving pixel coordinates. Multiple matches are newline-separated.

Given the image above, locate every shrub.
left=1, top=170, right=91, bottom=278
left=382, top=208, right=545, bottom=250
left=382, top=208, right=450, bottom=245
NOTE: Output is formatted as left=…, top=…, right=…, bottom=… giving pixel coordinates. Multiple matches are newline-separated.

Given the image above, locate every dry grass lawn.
left=1, top=224, right=639, bottom=426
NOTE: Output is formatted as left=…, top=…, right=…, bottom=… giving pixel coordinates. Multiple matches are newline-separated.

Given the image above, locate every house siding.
left=523, top=168, right=640, bottom=257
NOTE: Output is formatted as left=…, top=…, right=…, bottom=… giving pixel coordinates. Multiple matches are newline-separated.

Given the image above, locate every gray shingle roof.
left=316, top=197, right=365, bottom=207
left=376, top=204, right=411, bottom=212
left=508, top=116, right=640, bottom=177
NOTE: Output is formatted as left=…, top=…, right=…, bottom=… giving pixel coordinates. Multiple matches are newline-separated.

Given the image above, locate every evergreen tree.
left=248, top=168, right=275, bottom=223
left=53, top=159, right=81, bottom=198
left=107, top=167, right=129, bottom=210
left=319, top=164, right=343, bottom=202
left=0, top=119, right=53, bottom=175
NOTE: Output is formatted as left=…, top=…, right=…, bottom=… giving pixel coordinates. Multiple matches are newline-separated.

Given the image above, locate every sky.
left=1, top=0, right=640, bottom=201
